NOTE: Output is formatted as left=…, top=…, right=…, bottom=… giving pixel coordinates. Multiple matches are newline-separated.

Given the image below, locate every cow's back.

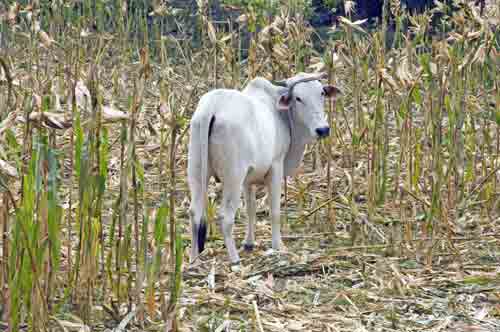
left=199, top=89, right=287, bottom=185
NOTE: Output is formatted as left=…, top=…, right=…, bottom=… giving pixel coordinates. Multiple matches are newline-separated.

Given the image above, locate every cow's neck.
left=243, top=78, right=310, bottom=177
left=280, top=110, right=309, bottom=177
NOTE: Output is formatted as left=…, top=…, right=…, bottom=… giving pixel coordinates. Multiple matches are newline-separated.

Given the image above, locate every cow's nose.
left=315, top=127, right=330, bottom=138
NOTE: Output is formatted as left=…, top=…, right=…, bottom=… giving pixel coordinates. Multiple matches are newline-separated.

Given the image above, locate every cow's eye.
left=321, top=91, right=325, bottom=97
left=295, top=97, right=303, bottom=103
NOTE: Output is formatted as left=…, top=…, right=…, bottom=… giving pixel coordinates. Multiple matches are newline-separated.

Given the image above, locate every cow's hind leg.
left=221, top=175, right=245, bottom=265
left=242, top=185, right=256, bottom=251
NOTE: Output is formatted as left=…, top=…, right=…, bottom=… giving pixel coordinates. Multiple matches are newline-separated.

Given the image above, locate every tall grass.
left=0, top=0, right=498, bottom=330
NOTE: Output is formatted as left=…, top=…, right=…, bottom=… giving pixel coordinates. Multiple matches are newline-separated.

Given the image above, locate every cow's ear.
left=323, top=85, right=341, bottom=98
left=277, top=94, right=291, bottom=111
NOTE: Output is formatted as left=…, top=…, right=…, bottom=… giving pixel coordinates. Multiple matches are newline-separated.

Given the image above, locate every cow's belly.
left=244, top=162, right=272, bottom=185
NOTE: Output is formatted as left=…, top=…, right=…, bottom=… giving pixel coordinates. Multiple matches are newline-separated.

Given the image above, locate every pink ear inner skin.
left=278, top=94, right=291, bottom=111
left=323, top=85, right=340, bottom=98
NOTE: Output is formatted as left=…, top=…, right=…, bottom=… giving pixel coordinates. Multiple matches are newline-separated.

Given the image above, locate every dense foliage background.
left=0, top=0, right=498, bottom=331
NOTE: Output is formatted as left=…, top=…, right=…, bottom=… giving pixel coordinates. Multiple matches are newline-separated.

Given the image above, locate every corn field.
left=0, top=0, right=499, bottom=331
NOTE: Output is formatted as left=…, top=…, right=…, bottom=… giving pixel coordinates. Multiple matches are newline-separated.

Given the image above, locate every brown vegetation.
left=0, top=1, right=499, bottom=331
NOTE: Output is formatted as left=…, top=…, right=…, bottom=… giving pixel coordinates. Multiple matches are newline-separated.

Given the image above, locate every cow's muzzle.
left=315, top=127, right=330, bottom=139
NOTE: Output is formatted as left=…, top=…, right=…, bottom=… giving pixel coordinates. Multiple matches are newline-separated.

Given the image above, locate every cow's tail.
left=197, top=108, right=214, bottom=253
left=189, top=99, right=216, bottom=254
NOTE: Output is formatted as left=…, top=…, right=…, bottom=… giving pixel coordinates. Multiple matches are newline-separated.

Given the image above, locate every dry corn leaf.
left=29, top=112, right=71, bottom=130
left=32, top=20, right=41, bottom=33
left=121, top=0, right=127, bottom=15
left=149, top=4, right=168, bottom=17
left=458, top=47, right=476, bottom=72
left=308, top=61, right=326, bottom=72
left=259, top=26, right=271, bottom=39
left=159, top=101, right=175, bottom=126
left=207, top=260, right=216, bottom=290
left=288, top=24, right=300, bottom=39
left=51, top=80, right=64, bottom=112
left=331, top=52, right=341, bottom=66
left=447, top=31, right=464, bottom=43
left=263, top=319, right=286, bottom=329
left=271, top=25, right=283, bottom=35
left=206, top=20, right=217, bottom=45
left=7, top=2, right=19, bottom=25
left=471, top=45, right=486, bottom=65
left=273, top=44, right=289, bottom=60
left=338, top=16, right=367, bottom=34
left=75, top=80, right=91, bottom=111
left=50, top=317, right=91, bottom=332
left=396, top=57, right=414, bottom=86
left=219, top=33, right=232, bottom=43
left=0, top=159, right=18, bottom=178
left=0, top=111, right=18, bottom=136
left=273, top=16, right=285, bottom=28
left=102, top=106, right=128, bottom=123
left=344, top=0, right=356, bottom=15
left=470, top=5, right=485, bottom=25
left=236, top=14, right=248, bottom=23
left=467, top=30, right=482, bottom=41
left=340, top=52, right=354, bottom=68
left=32, top=93, right=42, bottom=111
left=379, top=68, right=399, bottom=92
left=80, top=28, right=91, bottom=37
left=287, top=320, right=306, bottom=331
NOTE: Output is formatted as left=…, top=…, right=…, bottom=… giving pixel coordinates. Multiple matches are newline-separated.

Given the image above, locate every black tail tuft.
left=198, top=218, right=207, bottom=253
left=208, top=115, right=216, bottom=137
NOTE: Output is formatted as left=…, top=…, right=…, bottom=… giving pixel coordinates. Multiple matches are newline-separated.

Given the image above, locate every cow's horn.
left=273, top=72, right=327, bottom=93
left=288, top=72, right=327, bottom=95
left=272, top=79, right=288, bottom=87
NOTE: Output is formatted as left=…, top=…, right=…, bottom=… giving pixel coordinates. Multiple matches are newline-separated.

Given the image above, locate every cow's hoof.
left=264, top=248, right=276, bottom=256
left=243, top=243, right=255, bottom=252
left=230, top=262, right=241, bottom=273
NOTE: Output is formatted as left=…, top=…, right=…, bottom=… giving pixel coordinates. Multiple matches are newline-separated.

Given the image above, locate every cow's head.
left=276, top=73, right=340, bottom=141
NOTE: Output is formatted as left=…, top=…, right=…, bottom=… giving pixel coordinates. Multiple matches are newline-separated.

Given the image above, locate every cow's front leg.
left=269, top=163, right=283, bottom=251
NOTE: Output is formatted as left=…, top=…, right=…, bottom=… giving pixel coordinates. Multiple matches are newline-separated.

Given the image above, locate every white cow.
left=187, top=72, right=339, bottom=266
